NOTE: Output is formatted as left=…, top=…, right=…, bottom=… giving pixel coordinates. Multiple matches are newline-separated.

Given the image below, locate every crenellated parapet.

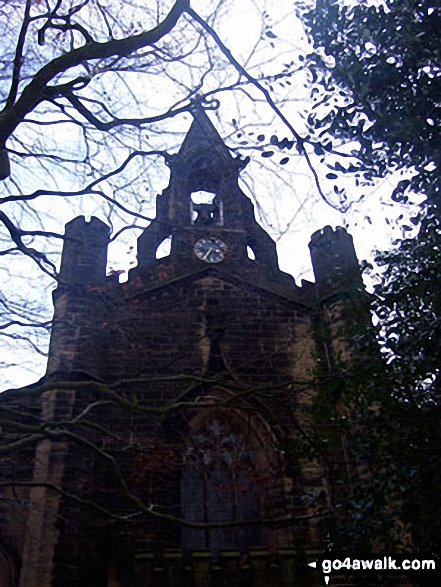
left=47, top=216, right=109, bottom=377
left=59, top=216, right=109, bottom=286
left=309, top=225, right=368, bottom=370
left=309, top=225, right=361, bottom=298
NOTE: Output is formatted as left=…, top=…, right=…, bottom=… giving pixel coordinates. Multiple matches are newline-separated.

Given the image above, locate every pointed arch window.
left=181, top=418, right=260, bottom=558
left=190, top=191, right=223, bottom=226
left=155, top=235, right=172, bottom=259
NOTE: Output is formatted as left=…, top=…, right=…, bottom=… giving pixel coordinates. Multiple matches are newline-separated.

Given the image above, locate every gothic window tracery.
left=181, top=418, right=261, bottom=558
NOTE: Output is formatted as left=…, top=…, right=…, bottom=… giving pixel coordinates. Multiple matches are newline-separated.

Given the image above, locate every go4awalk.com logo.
left=307, top=554, right=440, bottom=585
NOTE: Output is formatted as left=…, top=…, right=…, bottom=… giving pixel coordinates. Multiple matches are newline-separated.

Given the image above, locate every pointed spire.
left=180, top=102, right=232, bottom=159
left=175, top=103, right=243, bottom=192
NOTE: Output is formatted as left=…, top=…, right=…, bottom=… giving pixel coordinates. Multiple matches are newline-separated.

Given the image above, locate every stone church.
left=0, top=107, right=364, bottom=587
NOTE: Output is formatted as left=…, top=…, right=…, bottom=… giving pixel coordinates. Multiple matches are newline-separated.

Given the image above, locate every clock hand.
left=202, top=248, right=213, bottom=261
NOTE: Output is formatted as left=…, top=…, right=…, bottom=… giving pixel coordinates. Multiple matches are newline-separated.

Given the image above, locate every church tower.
left=0, top=106, right=364, bottom=587
left=137, top=106, right=280, bottom=273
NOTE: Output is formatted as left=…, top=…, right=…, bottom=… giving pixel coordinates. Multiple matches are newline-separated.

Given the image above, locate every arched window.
left=190, top=191, right=223, bottom=226
left=155, top=235, right=172, bottom=259
left=247, top=246, right=256, bottom=260
left=181, top=418, right=261, bottom=559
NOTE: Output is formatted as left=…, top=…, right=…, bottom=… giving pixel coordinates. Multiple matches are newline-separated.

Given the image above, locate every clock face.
left=194, top=237, right=227, bottom=263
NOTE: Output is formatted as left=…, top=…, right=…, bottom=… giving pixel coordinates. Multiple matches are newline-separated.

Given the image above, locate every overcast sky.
left=0, top=0, right=421, bottom=391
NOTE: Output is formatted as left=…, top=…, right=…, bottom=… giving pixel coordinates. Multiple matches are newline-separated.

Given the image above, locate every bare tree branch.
left=0, top=0, right=190, bottom=165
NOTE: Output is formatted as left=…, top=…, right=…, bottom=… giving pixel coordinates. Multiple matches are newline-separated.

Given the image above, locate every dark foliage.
left=304, top=0, right=441, bottom=208
left=301, top=0, right=441, bottom=556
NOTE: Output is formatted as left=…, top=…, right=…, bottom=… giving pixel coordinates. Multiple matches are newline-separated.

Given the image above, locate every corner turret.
left=309, top=226, right=368, bottom=368
left=47, top=216, right=109, bottom=377
left=309, top=225, right=361, bottom=297
left=59, top=216, right=109, bottom=285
